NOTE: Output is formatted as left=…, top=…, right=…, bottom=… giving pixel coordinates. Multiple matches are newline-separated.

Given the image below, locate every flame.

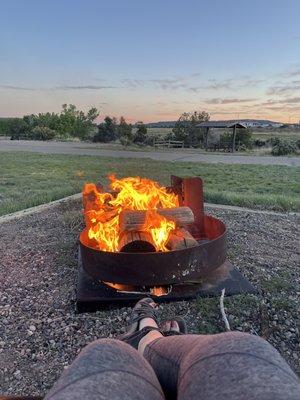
left=83, top=175, right=179, bottom=252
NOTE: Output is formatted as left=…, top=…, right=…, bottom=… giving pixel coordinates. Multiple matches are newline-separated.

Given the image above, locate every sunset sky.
left=1, top=0, right=300, bottom=123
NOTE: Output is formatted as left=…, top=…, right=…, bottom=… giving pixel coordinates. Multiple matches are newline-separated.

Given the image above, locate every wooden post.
left=205, top=127, right=209, bottom=150
left=232, top=125, right=237, bottom=152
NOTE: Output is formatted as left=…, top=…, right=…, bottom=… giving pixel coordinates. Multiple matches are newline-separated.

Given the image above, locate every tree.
left=29, top=126, right=57, bottom=140
left=118, top=116, right=133, bottom=146
left=133, top=121, right=147, bottom=144
left=58, top=104, right=99, bottom=139
left=8, top=118, right=30, bottom=140
left=93, top=116, right=118, bottom=142
left=0, top=118, right=15, bottom=136
left=171, top=111, right=210, bottom=147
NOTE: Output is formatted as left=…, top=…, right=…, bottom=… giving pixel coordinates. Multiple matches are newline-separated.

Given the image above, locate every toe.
left=170, top=320, right=180, bottom=332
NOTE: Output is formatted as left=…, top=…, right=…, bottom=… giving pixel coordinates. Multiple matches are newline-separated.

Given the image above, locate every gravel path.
left=1, top=139, right=299, bottom=166
left=0, top=200, right=299, bottom=396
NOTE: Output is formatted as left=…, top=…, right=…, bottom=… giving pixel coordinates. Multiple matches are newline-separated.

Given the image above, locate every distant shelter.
left=197, top=121, right=247, bottom=152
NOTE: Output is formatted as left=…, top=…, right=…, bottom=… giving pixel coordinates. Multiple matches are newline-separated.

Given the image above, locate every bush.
left=144, top=134, right=164, bottom=146
left=236, top=143, right=247, bottom=152
left=253, top=138, right=266, bottom=147
left=271, top=138, right=297, bottom=156
left=219, top=131, right=232, bottom=150
left=29, top=126, right=57, bottom=140
left=9, top=118, right=30, bottom=140
left=172, top=111, right=210, bottom=147
left=220, top=128, right=252, bottom=150
left=0, top=118, right=14, bottom=136
left=93, top=116, right=118, bottom=142
left=118, top=117, right=133, bottom=146
left=133, top=122, right=147, bottom=145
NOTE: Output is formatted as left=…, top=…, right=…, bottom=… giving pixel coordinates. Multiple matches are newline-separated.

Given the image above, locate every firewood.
left=119, top=207, right=194, bottom=233
left=118, top=231, right=156, bottom=253
left=166, top=228, right=198, bottom=250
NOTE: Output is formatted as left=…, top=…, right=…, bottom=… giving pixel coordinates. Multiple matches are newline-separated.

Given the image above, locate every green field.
left=0, top=151, right=299, bottom=216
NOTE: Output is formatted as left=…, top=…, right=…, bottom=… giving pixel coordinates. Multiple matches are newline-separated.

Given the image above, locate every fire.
left=83, top=175, right=179, bottom=252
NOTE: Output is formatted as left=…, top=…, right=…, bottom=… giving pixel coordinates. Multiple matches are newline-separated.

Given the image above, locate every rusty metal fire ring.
left=79, top=214, right=227, bottom=286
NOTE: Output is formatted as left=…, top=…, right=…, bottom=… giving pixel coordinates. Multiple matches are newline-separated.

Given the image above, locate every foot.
left=161, top=320, right=180, bottom=333
left=118, top=298, right=163, bottom=350
left=161, top=317, right=187, bottom=335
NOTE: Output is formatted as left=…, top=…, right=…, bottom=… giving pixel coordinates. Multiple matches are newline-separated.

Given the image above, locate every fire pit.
left=77, top=175, right=256, bottom=311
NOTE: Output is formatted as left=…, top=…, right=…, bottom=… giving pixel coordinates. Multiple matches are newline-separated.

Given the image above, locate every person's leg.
left=45, top=339, right=165, bottom=400
left=144, top=331, right=300, bottom=400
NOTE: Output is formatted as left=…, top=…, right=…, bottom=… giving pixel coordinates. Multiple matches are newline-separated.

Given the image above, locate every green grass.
left=0, top=151, right=299, bottom=216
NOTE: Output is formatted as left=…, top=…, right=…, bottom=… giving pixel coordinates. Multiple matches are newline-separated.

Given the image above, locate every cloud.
left=1, top=84, right=118, bottom=91
left=121, top=79, right=145, bottom=88
left=150, top=78, right=187, bottom=90
left=189, top=78, right=263, bottom=92
left=266, top=83, right=300, bottom=95
left=57, top=85, right=117, bottom=90
left=121, top=77, right=188, bottom=90
left=190, top=79, right=234, bottom=92
left=262, top=97, right=300, bottom=105
left=279, top=67, right=300, bottom=78
left=0, top=85, right=36, bottom=91
left=205, top=98, right=257, bottom=104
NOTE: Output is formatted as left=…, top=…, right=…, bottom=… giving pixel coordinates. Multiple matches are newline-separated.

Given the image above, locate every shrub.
left=93, top=116, right=118, bottom=142
left=220, top=128, right=252, bottom=150
left=29, top=126, right=57, bottom=140
left=172, top=111, right=210, bottom=147
left=9, top=118, right=30, bottom=140
left=236, top=143, right=247, bottom=152
left=118, top=117, right=133, bottom=146
left=271, top=138, right=297, bottom=156
left=0, top=118, right=14, bottom=136
left=219, top=131, right=232, bottom=150
left=144, top=134, right=164, bottom=146
left=133, top=122, right=147, bottom=145
left=253, top=138, right=266, bottom=147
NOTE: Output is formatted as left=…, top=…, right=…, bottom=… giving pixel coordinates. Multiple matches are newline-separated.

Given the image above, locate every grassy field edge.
left=0, top=151, right=299, bottom=216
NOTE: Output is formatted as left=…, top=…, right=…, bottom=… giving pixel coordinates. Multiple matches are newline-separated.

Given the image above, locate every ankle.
left=139, top=317, right=158, bottom=330
left=138, top=330, right=163, bottom=354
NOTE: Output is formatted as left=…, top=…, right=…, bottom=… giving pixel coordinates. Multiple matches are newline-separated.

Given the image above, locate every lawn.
left=0, top=151, right=299, bottom=216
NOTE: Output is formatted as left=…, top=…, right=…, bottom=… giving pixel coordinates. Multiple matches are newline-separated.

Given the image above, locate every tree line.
left=2, top=104, right=99, bottom=140
left=0, top=106, right=254, bottom=150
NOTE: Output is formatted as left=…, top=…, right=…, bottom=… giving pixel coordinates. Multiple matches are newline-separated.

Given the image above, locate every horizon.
left=1, top=0, right=300, bottom=124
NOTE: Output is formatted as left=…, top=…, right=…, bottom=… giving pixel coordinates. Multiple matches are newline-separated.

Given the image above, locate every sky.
left=1, top=0, right=300, bottom=123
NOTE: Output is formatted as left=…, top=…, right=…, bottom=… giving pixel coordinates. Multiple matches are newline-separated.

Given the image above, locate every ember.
left=83, top=175, right=180, bottom=252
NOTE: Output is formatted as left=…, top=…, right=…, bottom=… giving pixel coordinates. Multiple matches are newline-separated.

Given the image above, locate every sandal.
left=118, top=297, right=162, bottom=349
left=161, top=316, right=187, bottom=336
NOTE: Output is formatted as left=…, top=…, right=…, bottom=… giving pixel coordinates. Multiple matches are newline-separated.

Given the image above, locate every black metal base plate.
left=76, top=256, right=258, bottom=313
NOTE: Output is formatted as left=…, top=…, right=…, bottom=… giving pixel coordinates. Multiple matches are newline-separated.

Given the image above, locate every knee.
left=84, top=338, right=127, bottom=352
left=188, top=331, right=283, bottom=366
left=216, top=331, right=274, bottom=354
left=80, top=338, right=134, bottom=360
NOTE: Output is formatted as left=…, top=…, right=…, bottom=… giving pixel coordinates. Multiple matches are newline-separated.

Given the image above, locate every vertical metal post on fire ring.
left=171, top=176, right=205, bottom=239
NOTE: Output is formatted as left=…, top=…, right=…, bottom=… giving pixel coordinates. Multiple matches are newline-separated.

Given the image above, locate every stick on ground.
left=220, top=288, right=231, bottom=331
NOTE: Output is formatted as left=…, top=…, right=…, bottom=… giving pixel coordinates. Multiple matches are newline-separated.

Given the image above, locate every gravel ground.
left=0, top=200, right=299, bottom=396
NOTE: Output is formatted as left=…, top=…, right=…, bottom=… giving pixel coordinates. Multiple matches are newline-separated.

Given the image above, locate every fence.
left=153, top=138, right=184, bottom=148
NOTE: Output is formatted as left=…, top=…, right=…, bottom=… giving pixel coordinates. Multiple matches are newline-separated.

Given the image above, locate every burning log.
left=119, top=231, right=156, bottom=253
left=166, top=228, right=198, bottom=250
left=119, top=207, right=194, bottom=233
